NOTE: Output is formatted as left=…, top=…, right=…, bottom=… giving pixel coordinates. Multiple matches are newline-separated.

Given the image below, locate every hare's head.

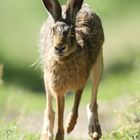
left=42, top=0, right=83, bottom=60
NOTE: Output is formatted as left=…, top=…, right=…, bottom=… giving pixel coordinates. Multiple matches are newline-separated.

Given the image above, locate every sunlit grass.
left=103, top=94, right=140, bottom=140
left=0, top=121, right=39, bottom=140
left=0, top=92, right=139, bottom=140
left=0, top=85, right=45, bottom=114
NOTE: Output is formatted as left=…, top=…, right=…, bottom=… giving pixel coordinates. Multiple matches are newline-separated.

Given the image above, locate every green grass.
left=0, top=85, right=45, bottom=113
left=0, top=121, right=39, bottom=140
left=103, top=94, right=140, bottom=140
left=0, top=93, right=139, bottom=140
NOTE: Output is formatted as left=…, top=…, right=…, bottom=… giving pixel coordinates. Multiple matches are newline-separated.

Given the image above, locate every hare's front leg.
left=41, top=79, right=55, bottom=140
left=66, top=89, right=83, bottom=134
left=55, top=96, right=65, bottom=140
left=87, top=49, right=103, bottom=140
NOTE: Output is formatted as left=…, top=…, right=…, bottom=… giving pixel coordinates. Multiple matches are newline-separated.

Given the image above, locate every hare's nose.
left=55, top=46, right=66, bottom=53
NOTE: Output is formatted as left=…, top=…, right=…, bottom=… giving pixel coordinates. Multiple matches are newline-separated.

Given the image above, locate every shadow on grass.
left=104, top=51, right=136, bottom=78
left=3, top=63, right=44, bottom=92
left=106, top=60, right=135, bottom=75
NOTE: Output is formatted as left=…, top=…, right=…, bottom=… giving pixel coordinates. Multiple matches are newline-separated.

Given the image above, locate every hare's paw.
left=66, top=112, right=78, bottom=134
left=87, top=105, right=102, bottom=140
left=88, top=122, right=102, bottom=140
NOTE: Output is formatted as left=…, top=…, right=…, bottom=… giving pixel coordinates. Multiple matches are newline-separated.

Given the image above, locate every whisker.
left=28, top=58, right=42, bottom=70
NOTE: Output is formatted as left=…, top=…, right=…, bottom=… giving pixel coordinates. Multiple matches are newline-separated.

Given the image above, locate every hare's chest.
left=46, top=60, right=89, bottom=94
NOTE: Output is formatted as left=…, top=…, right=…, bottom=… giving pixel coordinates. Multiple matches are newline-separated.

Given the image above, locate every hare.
left=40, top=0, right=104, bottom=140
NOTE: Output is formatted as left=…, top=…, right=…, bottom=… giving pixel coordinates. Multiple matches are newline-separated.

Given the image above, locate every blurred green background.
left=0, top=0, right=140, bottom=139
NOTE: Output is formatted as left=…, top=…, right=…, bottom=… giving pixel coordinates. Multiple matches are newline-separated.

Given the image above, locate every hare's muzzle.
left=54, top=46, right=66, bottom=56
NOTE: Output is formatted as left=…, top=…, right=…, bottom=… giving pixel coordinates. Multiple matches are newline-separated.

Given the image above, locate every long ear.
left=66, top=0, right=83, bottom=24
left=42, top=0, right=62, bottom=21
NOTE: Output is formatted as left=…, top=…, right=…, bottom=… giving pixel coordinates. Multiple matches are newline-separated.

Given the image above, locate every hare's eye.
left=52, top=27, right=55, bottom=32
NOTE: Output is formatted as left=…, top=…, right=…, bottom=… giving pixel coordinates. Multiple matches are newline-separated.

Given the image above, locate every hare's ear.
left=66, top=0, right=83, bottom=24
left=42, top=0, right=62, bottom=21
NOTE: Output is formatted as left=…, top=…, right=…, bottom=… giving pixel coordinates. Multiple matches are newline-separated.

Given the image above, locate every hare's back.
left=75, top=4, right=104, bottom=48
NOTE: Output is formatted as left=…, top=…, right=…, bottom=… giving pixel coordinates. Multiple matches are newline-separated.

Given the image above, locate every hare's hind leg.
left=41, top=76, right=55, bottom=140
left=87, top=49, right=103, bottom=140
left=66, top=89, right=83, bottom=134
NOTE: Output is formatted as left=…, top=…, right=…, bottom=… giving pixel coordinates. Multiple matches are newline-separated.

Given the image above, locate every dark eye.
left=52, top=26, right=56, bottom=33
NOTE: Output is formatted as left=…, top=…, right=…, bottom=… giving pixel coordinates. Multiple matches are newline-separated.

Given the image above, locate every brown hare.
left=40, top=0, right=104, bottom=140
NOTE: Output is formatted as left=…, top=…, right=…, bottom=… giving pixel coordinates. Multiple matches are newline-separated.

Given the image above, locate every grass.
left=103, top=94, right=140, bottom=140
left=0, top=85, right=45, bottom=113
left=0, top=121, right=39, bottom=140
left=0, top=92, right=139, bottom=140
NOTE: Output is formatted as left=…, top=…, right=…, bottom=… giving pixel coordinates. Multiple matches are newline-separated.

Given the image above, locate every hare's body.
left=44, top=54, right=89, bottom=95
left=40, top=1, right=104, bottom=140
left=40, top=4, right=104, bottom=96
